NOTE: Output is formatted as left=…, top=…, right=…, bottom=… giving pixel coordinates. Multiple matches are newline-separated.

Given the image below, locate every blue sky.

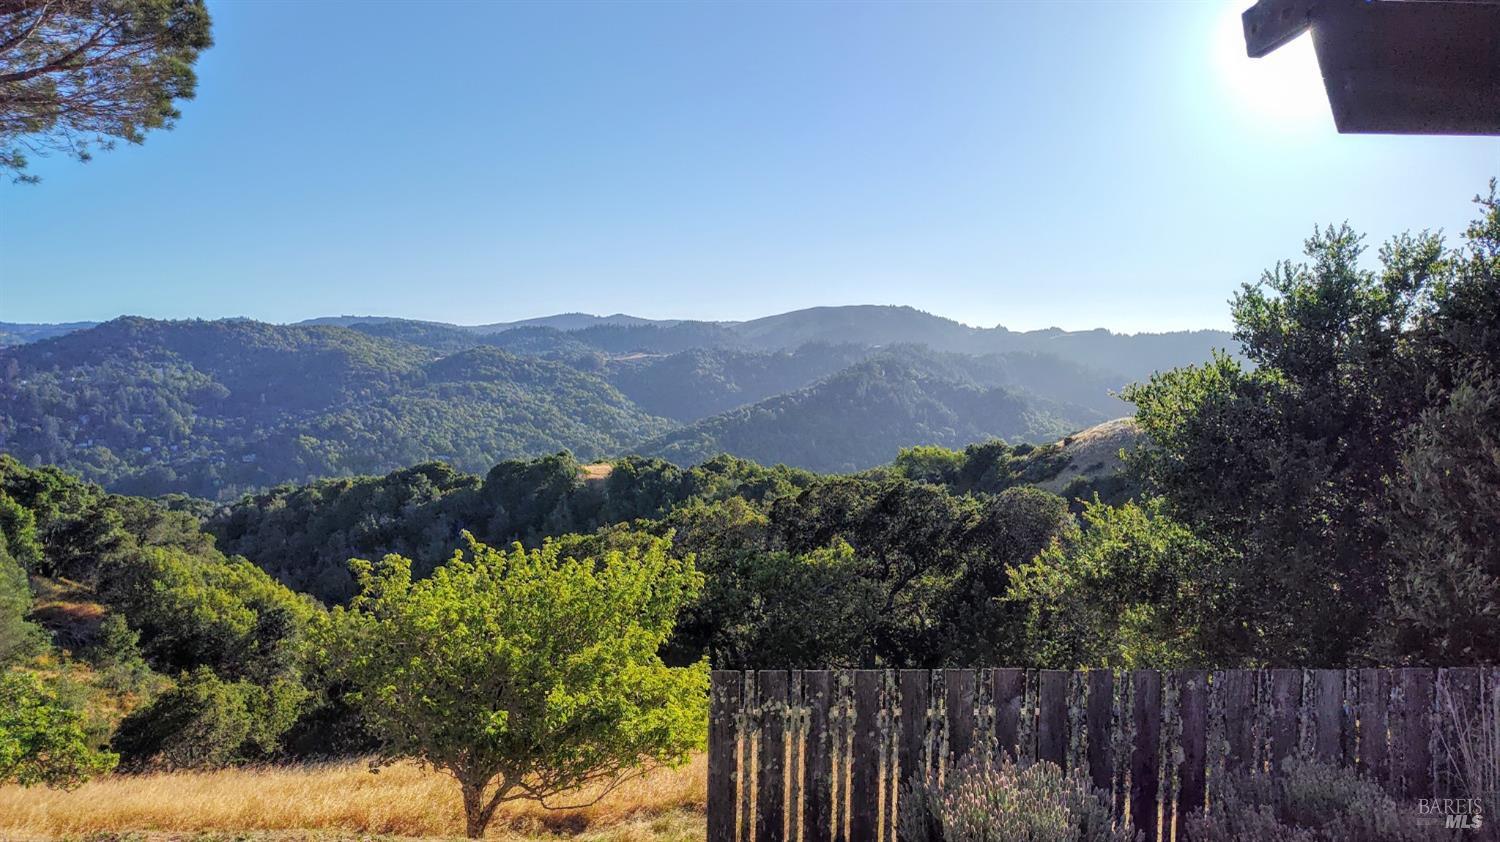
left=1, top=1, right=1495, bottom=332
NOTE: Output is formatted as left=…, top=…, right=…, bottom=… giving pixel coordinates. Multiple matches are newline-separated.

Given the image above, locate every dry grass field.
left=0, top=755, right=707, bottom=841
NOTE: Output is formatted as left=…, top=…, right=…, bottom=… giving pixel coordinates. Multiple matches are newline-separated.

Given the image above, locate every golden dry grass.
left=0, top=755, right=707, bottom=841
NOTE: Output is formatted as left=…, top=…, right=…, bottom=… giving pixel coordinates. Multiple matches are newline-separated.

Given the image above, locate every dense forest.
left=0, top=306, right=1193, bottom=498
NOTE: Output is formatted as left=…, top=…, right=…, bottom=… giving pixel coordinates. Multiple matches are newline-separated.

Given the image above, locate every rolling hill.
left=0, top=307, right=1230, bottom=497
left=634, top=353, right=1071, bottom=473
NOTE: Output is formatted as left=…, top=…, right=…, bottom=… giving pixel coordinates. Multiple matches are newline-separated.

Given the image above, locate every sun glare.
left=1214, top=0, right=1332, bottom=129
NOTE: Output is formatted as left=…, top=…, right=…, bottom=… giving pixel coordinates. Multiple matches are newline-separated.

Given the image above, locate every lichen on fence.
left=707, top=667, right=1497, bottom=842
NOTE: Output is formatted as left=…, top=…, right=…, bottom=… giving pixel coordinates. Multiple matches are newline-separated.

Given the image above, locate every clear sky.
left=1, top=1, right=1495, bottom=332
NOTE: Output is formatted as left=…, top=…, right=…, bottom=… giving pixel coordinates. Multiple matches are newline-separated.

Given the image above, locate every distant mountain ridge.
left=3, top=305, right=1234, bottom=381
left=0, top=308, right=1236, bottom=497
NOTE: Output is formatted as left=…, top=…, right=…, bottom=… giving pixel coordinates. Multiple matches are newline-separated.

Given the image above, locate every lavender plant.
left=898, top=755, right=1136, bottom=842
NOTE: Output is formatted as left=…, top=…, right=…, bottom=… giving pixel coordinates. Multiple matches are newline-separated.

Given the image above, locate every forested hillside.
left=0, top=319, right=672, bottom=498
left=635, top=355, right=1071, bottom=472
left=0, top=311, right=1172, bottom=498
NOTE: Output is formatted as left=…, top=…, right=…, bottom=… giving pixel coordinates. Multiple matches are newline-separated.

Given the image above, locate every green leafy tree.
left=1125, top=220, right=1450, bottom=663
left=0, top=670, right=116, bottom=787
left=0, top=541, right=44, bottom=666
left=0, top=494, right=46, bottom=665
left=1381, top=375, right=1500, bottom=662
left=1010, top=498, right=1221, bottom=669
left=323, top=533, right=708, bottom=838
left=0, top=0, right=213, bottom=181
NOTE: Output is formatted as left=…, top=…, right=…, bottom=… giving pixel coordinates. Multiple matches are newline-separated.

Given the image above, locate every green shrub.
left=85, top=614, right=153, bottom=693
left=1181, top=756, right=1450, bottom=841
left=899, top=755, right=1136, bottom=842
left=0, top=670, right=117, bottom=787
left=110, top=667, right=307, bottom=770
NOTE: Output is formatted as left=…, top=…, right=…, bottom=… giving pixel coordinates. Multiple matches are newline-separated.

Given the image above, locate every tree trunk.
left=461, top=780, right=486, bottom=838
left=458, top=774, right=510, bottom=838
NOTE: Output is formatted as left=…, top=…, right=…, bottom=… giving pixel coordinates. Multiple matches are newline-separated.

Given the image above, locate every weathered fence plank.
left=1177, top=669, right=1208, bottom=824
left=1086, top=670, right=1114, bottom=793
left=1037, top=670, right=1069, bottom=766
left=895, top=669, right=928, bottom=842
left=896, top=669, right=928, bottom=783
left=945, top=669, right=977, bottom=768
left=1394, top=668, right=1435, bottom=800
left=1130, top=670, right=1162, bottom=842
left=708, top=671, right=742, bottom=842
left=849, top=670, right=883, bottom=842
left=756, top=670, right=789, bottom=842
left=1313, top=669, right=1345, bottom=763
left=1268, top=669, right=1302, bottom=769
left=1219, top=669, right=1256, bottom=775
left=1358, top=667, right=1390, bottom=785
left=802, top=670, right=835, bottom=842
left=991, top=668, right=1025, bottom=763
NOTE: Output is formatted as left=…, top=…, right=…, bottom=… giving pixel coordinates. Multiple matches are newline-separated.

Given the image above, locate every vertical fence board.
left=1394, top=668, right=1435, bottom=800
left=1037, top=670, right=1069, bottom=766
left=1268, top=669, right=1302, bottom=769
left=802, top=670, right=835, bottom=842
left=1358, top=668, right=1390, bottom=785
left=709, top=671, right=743, bottom=842
left=1219, top=670, right=1256, bottom=775
left=756, top=671, right=789, bottom=842
left=992, top=668, right=1025, bottom=763
left=896, top=669, right=929, bottom=805
left=1131, top=670, right=1163, bottom=842
left=1313, top=669, right=1345, bottom=763
left=945, top=669, right=977, bottom=768
left=1086, top=670, right=1115, bottom=793
left=1177, top=669, right=1208, bottom=826
left=895, top=669, right=928, bottom=842
left=849, top=670, right=883, bottom=842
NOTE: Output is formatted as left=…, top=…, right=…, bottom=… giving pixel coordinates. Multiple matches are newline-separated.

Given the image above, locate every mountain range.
left=0, top=306, right=1236, bottom=498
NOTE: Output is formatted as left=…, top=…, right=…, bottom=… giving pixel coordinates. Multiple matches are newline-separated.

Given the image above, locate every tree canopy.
left=0, top=0, right=212, bottom=181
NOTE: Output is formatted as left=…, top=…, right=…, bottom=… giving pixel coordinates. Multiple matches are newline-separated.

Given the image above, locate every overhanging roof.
left=1242, top=0, right=1500, bottom=135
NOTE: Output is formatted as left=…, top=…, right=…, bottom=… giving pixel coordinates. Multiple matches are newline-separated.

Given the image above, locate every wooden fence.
left=707, top=667, right=1498, bottom=842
